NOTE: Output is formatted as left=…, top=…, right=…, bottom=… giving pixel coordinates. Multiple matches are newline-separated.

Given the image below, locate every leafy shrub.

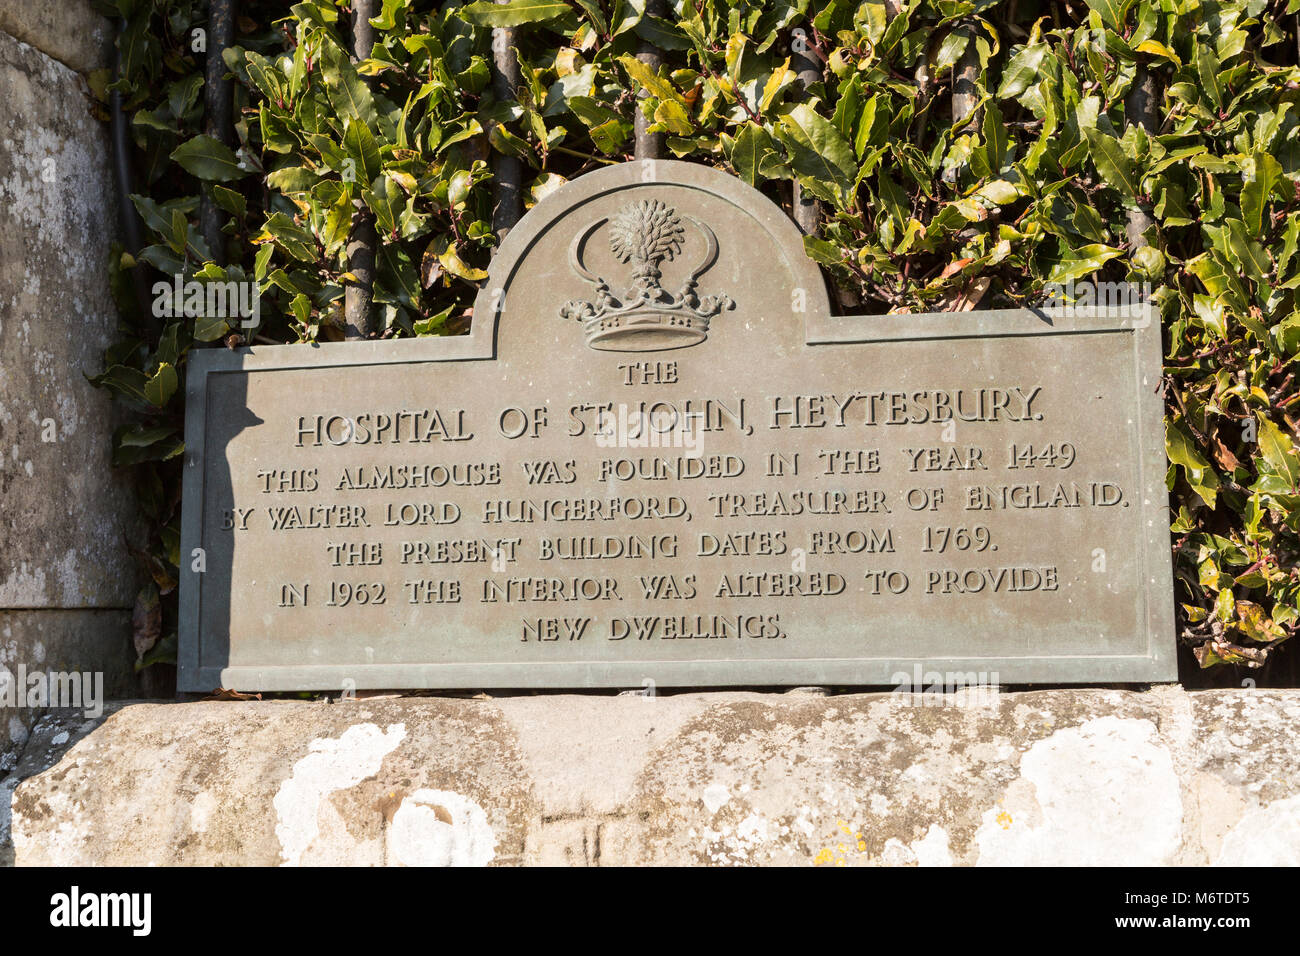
left=91, top=0, right=1300, bottom=677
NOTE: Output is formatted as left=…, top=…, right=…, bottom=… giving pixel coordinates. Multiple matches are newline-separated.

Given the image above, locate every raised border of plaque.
left=179, top=161, right=1176, bottom=691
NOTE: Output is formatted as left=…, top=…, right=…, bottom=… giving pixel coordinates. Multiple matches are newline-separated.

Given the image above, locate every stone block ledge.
left=6, top=688, right=1299, bottom=866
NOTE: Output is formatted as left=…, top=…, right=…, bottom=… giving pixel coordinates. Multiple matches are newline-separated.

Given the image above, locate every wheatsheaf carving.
left=560, top=199, right=734, bottom=351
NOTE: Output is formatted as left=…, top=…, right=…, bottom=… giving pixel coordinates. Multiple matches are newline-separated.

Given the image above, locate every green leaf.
left=448, top=169, right=474, bottom=207
left=1196, top=42, right=1222, bottom=111
left=1226, top=218, right=1272, bottom=293
left=435, top=236, right=488, bottom=282
left=144, top=362, right=178, bottom=407
left=653, top=99, right=694, bottom=136
left=254, top=243, right=274, bottom=282
left=802, top=235, right=848, bottom=267
left=1166, top=420, right=1219, bottom=509
left=985, top=100, right=1008, bottom=173
left=343, top=118, right=382, bottom=185
left=365, top=175, right=405, bottom=235
left=170, top=135, right=245, bottom=182
left=776, top=104, right=857, bottom=204
left=1132, top=244, right=1165, bottom=278
left=529, top=172, right=567, bottom=204
left=167, top=73, right=204, bottom=121
left=258, top=212, right=318, bottom=264
left=999, top=40, right=1049, bottom=101
left=369, top=0, right=406, bottom=30
left=323, top=190, right=353, bottom=256
left=322, top=46, right=377, bottom=128
left=1086, top=0, right=1134, bottom=30
left=266, top=165, right=320, bottom=194
left=117, top=425, right=177, bottom=449
left=972, top=179, right=1021, bottom=206
left=378, top=244, right=422, bottom=309
left=568, top=96, right=631, bottom=154
left=88, top=365, right=150, bottom=404
left=1044, top=243, right=1124, bottom=285
left=1241, top=150, right=1283, bottom=236
left=167, top=208, right=189, bottom=255
left=1083, top=128, right=1138, bottom=202
left=113, top=426, right=183, bottom=466
left=155, top=322, right=189, bottom=367
left=1214, top=586, right=1235, bottom=623
left=1258, top=416, right=1300, bottom=492
left=489, top=122, right=536, bottom=164
left=242, top=51, right=285, bottom=103
left=933, top=29, right=970, bottom=73
left=458, top=0, right=571, bottom=27
left=210, top=184, right=247, bottom=219
left=1186, top=251, right=1249, bottom=312
left=290, top=293, right=312, bottom=328
left=617, top=53, right=687, bottom=108
left=634, top=16, right=692, bottom=51
left=193, top=314, right=231, bottom=342
left=730, top=122, right=777, bottom=187
left=413, top=305, right=456, bottom=336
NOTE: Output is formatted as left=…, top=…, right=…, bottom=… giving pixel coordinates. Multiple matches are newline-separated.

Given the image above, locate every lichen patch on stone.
left=974, top=716, right=1182, bottom=866
left=387, top=789, right=496, bottom=867
left=273, top=722, right=407, bottom=866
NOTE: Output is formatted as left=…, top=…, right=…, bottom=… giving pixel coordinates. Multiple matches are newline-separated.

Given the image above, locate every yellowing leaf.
left=1135, top=39, right=1181, bottom=66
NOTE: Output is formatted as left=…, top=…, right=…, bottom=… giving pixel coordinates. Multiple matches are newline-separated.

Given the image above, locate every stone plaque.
left=179, top=162, right=1175, bottom=691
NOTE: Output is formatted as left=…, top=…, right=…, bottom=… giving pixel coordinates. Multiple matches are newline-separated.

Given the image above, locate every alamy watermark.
left=1041, top=278, right=1152, bottom=325
left=593, top=404, right=706, bottom=457
left=0, top=665, right=103, bottom=718
left=152, top=273, right=260, bottom=328
left=891, top=665, right=1000, bottom=708
left=49, top=887, right=150, bottom=935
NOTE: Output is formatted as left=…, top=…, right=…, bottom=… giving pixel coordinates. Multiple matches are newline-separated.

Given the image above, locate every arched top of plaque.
left=186, top=161, right=841, bottom=377
left=469, top=160, right=832, bottom=360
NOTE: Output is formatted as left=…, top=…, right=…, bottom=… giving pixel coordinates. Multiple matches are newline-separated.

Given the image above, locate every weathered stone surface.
left=1182, top=689, right=1300, bottom=865
left=13, top=698, right=539, bottom=866
left=0, top=3, right=113, bottom=75
left=0, top=704, right=114, bottom=865
left=0, top=29, right=139, bottom=612
left=9, top=688, right=1300, bottom=866
left=0, top=609, right=134, bottom=767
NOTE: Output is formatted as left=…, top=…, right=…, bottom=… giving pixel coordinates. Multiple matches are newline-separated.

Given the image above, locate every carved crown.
left=559, top=199, right=734, bottom=352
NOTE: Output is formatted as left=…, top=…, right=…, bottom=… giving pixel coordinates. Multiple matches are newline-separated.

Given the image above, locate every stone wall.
left=7, top=688, right=1299, bottom=866
left=0, top=4, right=139, bottom=772
left=0, top=2, right=113, bottom=76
